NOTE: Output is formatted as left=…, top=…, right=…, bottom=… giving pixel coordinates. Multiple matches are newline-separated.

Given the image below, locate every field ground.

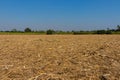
left=0, top=35, right=120, bottom=80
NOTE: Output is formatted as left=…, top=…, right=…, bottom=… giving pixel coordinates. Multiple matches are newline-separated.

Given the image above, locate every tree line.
left=0, top=25, right=120, bottom=35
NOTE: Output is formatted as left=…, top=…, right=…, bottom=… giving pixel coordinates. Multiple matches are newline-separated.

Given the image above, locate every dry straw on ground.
left=0, top=35, right=120, bottom=80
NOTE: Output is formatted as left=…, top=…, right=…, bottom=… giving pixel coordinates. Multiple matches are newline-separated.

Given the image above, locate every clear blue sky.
left=0, top=0, right=120, bottom=31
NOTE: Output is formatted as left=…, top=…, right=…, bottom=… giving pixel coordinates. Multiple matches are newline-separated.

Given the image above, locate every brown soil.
left=0, top=35, right=120, bottom=80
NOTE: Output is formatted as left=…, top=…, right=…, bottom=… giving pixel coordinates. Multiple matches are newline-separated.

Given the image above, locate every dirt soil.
left=0, top=35, right=120, bottom=80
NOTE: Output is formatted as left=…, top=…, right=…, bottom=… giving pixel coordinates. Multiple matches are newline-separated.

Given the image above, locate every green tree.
left=117, top=25, right=120, bottom=31
left=11, top=29, right=17, bottom=32
left=24, top=28, right=32, bottom=32
left=94, top=30, right=106, bottom=34
left=106, top=30, right=112, bottom=34
left=46, top=29, right=55, bottom=35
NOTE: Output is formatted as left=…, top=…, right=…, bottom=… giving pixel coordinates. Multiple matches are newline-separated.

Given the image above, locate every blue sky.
left=0, top=0, right=120, bottom=31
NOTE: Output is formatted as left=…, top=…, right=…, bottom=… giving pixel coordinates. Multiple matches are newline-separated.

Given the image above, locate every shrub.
left=93, top=30, right=105, bottom=34
left=73, top=31, right=91, bottom=35
left=93, top=30, right=112, bottom=34
left=46, top=29, right=55, bottom=35
left=24, top=28, right=32, bottom=32
left=106, top=30, right=112, bottom=34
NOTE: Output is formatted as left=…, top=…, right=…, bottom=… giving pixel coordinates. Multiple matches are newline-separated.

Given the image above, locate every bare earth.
left=0, top=35, right=120, bottom=80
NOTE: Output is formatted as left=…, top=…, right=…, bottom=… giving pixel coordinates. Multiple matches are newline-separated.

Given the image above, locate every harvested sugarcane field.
left=0, top=35, right=120, bottom=80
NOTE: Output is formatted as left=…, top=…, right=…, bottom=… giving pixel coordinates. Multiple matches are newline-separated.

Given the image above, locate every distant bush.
left=73, top=31, right=82, bottom=35
left=106, top=30, right=112, bottom=34
left=93, top=30, right=112, bottom=34
left=46, top=29, right=55, bottom=35
left=24, top=28, right=32, bottom=32
left=116, top=25, right=120, bottom=31
left=73, top=31, right=92, bottom=35
left=94, top=30, right=106, bottom=34
left=11, top=29, right=17, bottom=32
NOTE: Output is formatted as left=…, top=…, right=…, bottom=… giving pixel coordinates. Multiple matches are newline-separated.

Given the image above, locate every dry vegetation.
left=0, top=35, right=120, bottom=80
